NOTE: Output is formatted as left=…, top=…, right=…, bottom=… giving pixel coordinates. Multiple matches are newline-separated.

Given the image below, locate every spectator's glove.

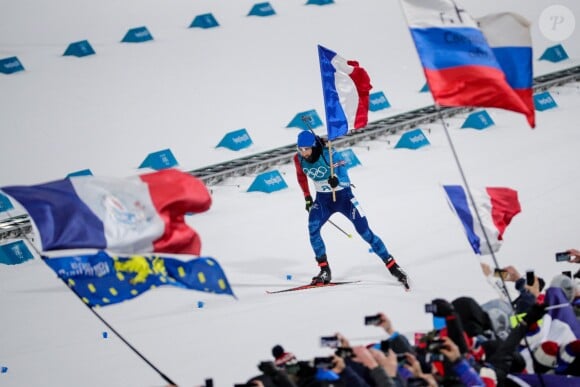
left=328, top=175, right=339, bottom=188
left=431, top=298, right=455, bottom=318
left=523, top=303, right=546, bottom=325
left=305, top=195, right=313, bottom=212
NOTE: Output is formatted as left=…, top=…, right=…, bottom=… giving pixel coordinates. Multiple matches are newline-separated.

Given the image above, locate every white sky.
left=1, top=0, right=580, bottom=386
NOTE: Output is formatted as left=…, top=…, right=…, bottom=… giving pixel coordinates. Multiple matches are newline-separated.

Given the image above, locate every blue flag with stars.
left=44, top=251, right=235, bottom=307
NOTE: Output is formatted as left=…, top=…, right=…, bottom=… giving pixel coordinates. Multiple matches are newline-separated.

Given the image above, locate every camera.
left=320, top=335, right=339, bottom=348
left=418, top=330, right=445, bottom=353
left=335, top=347, right=353, bottom=358
left=493, top=268, right=509, bottom=280
left=426, top=338, right=446, bottom=353
left=556, top=251, right=571, bottom=262
left=314, top=356, right=335, bottom=369
left=424, top=303, right=437, bottom=314
left=525, top=270, right=535, bottom=286
left=364, top=314, right=382, bottom=326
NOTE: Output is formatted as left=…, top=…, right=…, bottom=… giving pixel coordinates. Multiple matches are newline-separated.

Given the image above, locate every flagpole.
left=327, top=140, right=337, bottom=202
left=48, top=261, right=179, bottom=386
left=435, top=106, right=514, bottom=301
left=5, top=214, right=178, bottom=387
left=437, top=106, right=549, bottom=387
left=300, top=115, right=337, bottom=202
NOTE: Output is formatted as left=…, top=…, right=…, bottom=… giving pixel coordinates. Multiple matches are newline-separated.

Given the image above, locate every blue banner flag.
left=44, top=251, right=235, bottom=307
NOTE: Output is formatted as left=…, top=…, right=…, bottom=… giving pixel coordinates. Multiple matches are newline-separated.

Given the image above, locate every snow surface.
left=1, top=0, right=580, bottom=386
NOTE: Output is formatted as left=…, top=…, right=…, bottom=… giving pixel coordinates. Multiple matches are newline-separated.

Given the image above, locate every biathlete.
left=293, top=130, right=409, bottom=289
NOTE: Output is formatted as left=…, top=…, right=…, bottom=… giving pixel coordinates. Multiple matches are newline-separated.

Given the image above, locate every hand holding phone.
left=320, top=335, right=339, bottom=348
left=556, top=251, right=571, bottom=262
left=424, top=303, right=437, bottom=314
left=525, top=270, right=535, bottom=286
left=364, top=314, right=382, bottom=326
left=314, top=356, right=335, bottom=369
left=493, top=268, right=509, bottom=280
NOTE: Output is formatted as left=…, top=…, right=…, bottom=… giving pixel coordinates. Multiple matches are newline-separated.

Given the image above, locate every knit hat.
left=452, top=296, right=493, bottom=337
left=481, top=298, right=513, bottom=340
left=272, top=345, right=297, bottom=367
left=550, top=274, right=576, bottom=302
left=297, top=131, right=317, bottom=148
left=534, top=341, right=559, bottom=368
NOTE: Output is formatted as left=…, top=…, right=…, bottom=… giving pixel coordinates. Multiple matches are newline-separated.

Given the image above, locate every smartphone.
left=556, top=251, right=571, bottom=262
left=379, top=339, right=391, bottom=353
left=493, top=268, right=509, bottom=280
left=364, top=314, right=382, bottom=326
left=526, top=270, right=535, bottom=286
left=335, top=347, right=353, bottom=358
left=320, top=335, right=339, bottom=348
left=427, top=338, right=446, bottom=352
left=314, top=356, right=334, bottom=369
left=424, top=303, right=437, bottom=314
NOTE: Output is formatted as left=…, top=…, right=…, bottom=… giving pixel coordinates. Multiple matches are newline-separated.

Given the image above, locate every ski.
left=266, top=281, right=360, bottom=294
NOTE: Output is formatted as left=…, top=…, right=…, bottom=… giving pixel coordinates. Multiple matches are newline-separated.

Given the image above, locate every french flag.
left=318, top=45, right=372, bottom=141
left=478, top=12, right=535, bottom=128
left=2, top=169, right=212, bottom=255
left=399, top=0, right=534, bottom=128
left=443, top=185, right=521, bottom=255
left=543, top=287, right=580, bottom=345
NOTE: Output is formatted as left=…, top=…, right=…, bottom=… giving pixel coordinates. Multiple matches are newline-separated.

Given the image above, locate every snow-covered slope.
left=1, top=1, right=580, bottom=386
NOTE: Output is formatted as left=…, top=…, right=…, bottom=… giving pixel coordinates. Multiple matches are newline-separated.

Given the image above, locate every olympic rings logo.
left=303, top=166, right=328, bottom=179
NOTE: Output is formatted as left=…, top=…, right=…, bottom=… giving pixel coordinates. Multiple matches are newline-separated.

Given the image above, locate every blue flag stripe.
left=3, top=179, right=106, bottom=250
left=410, top=27, right=501, bottom=71
left=491, top=47, right=533, bottom=89
left=318, top=45, right=348, bottom=140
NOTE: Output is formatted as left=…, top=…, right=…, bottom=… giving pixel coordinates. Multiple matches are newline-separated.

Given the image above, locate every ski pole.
left=329, top=219, right=352, bottom=238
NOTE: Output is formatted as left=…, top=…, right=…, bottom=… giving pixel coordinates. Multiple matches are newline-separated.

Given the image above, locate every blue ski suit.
left=294, top=145, right=391, bottom=264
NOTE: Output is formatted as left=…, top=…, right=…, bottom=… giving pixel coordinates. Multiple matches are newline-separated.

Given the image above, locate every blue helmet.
left=297, top=131, right=317, bottom=147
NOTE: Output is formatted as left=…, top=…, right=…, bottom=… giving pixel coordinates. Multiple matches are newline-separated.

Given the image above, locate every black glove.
left=328, top=175, right=339, bottom=188
left=523, top=303, right=546, bottom=325
left=305, top=195, right=313, bottom=212
left=431, top=298, right=455, bottom=318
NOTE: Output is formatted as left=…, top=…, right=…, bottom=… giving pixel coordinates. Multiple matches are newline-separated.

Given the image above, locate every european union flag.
left=44, top=251, right=235, bottom=307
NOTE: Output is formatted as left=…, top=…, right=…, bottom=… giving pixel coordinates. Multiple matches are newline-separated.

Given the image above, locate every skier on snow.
left=293, top=130, right=409, bottom=289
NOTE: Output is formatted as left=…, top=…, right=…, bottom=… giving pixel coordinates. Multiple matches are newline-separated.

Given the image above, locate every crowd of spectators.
left=198, top=249, right=580, bottom=387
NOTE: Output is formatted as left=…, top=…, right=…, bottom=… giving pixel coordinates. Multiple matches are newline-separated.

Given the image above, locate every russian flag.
left=399, top=0, right=534, bottom=127
left=1, top=169, right=212, bottom=255
left=443, top=185, right=521, bottom=255
left=478, top=12, right=535, bottom=128
left=318, top=45, right=372, bottom=141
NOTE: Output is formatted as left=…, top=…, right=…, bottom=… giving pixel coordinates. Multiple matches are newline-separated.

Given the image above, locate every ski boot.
left=311, top=258, right=331, bottom=285
left=386, top=256, right=409, bottom=290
